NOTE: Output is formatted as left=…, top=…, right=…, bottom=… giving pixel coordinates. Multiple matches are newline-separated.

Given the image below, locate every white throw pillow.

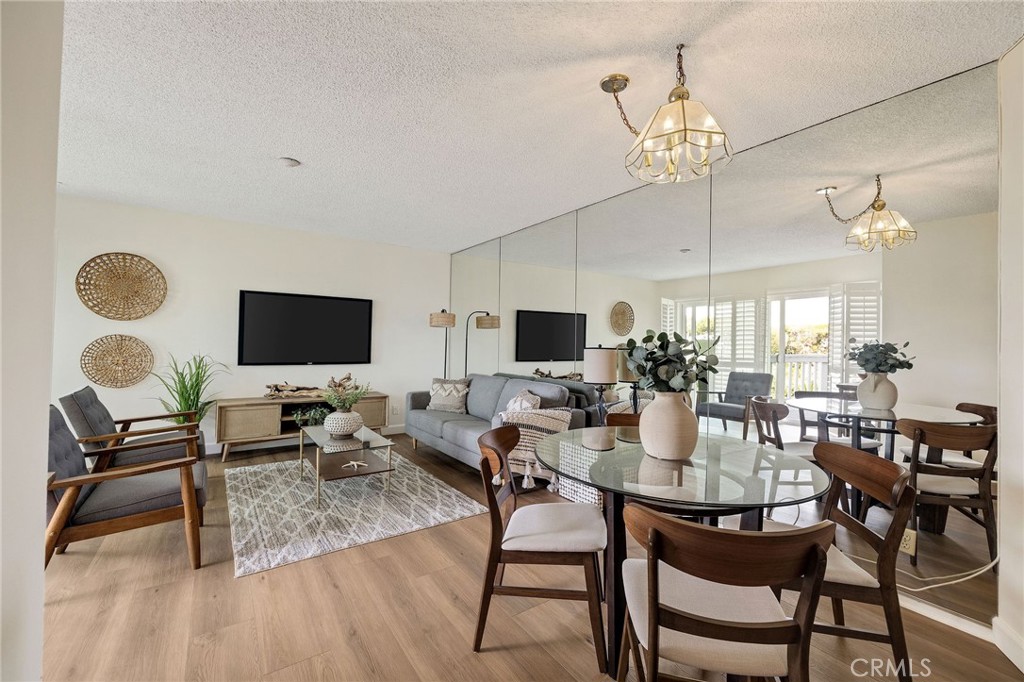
left=506, top=388, right=541, bottom=412
left=426, top=378, right=469, bottom=413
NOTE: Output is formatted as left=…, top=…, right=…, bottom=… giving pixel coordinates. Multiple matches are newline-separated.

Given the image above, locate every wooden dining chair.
left=765, top=442, right=916, bottom=682
left=895, top=419, right=998, bottom=568
left=606, top=412, right=640, bottom=427
left=617, top=503, right=834, bottom=682
left=791, top=390, right=883, bottom=452
left=474, top=426, right=607, bottom=673
left=899, top=403, right=996, bottom=469
left=751, top=396, right=817, bottom=459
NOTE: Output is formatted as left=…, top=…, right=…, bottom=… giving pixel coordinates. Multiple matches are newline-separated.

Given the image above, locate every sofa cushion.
left=59, top=387, right=117, bottom=452
left=407, top=409, right=481, bottom=439
left=426, top=377, right=470, bottom=414
left=441, top=419, right=492, bottom=455
left=466, top=374, right=508, bottom=420
left=72, top=461, right=207, bottom=526
left=496, top=379, right=568, bottom=416
left=538, top=378, right=600, bottom=407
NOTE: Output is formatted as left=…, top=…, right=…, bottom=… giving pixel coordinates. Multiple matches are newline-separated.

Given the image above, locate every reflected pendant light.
left=820, top=175, right=917, bottom=252
left=601, top=43, right=732, bottom=183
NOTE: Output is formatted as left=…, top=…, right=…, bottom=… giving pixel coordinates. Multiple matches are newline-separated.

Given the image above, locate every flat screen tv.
left=238, top=290, right=372, bottom=365
left=515, top=310, right=586, bottom=362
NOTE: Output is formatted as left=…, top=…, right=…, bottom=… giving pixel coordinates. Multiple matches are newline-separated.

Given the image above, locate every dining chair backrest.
left=895, top=419, right=999, bottom=474
left=606, top=412, right=641, bottom=427
left=751, top=396, right=789, bottom=450
left=813, top=442, right=915, bottom=580
left=478, top=426, right=520, bottom=547
left=792, top=390, right=846, bottom=440
left=624, top=504, right=833, bottom=680
left=956, top=402, right=997, bottom=426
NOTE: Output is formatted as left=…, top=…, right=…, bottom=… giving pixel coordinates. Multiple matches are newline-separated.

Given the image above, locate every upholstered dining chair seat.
left=910, top=473, right=981, bottom=497
left=763, top=519, right=880, bottom=588
left=622, top=558, right=790, bottom=677
left=501, top=502, right=607, bottom=553
left=764, top=440, right=818, bottom=460
left=829, top=435, right=884, bottom=450
left=898, top=446, right=982, bottom=469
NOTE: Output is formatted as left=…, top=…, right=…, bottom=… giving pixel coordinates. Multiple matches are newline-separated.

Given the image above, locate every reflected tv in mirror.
left=515, top=310, right=586, bottom=362
left=238, top=290, right=372, bottom=365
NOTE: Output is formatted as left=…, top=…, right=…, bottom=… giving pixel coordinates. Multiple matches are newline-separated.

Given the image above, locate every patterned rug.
left=224, top=453, right=486, bottom=577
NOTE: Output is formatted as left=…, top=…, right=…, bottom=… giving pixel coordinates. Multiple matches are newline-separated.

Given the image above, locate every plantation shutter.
left=828, top=282, right=882, bottom=384
left=827, top=284, right=846, bottom=388
left=661, top=299, right=677, bottom=335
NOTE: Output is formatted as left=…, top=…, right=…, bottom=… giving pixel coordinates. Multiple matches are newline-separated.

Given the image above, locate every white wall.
left=882, top=212, right=998, bottom=407
left=52, top=195, right=450, bottom=440
left=449, top=246, right=500, bottom=377
left=1, top=3, right=63, bottom=680
left=658, top=253, right=882, bottom=300
left=995, top=37, right=1024, bottom=673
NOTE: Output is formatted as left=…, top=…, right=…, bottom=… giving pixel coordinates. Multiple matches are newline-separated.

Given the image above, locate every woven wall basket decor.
left=80, top=334, right=154, bottom=388
left=610, top=301, right=635, bottom=336
left=76, top=252, right=167, bottom=320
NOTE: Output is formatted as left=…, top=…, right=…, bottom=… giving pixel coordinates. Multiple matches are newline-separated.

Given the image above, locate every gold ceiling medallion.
left=820, top=175, right=917, bottom=252
left=601, top=44, right=732, bottom=184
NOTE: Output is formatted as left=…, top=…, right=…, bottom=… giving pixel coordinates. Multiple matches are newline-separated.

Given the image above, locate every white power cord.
left=848, top=553, right=999, bottom=592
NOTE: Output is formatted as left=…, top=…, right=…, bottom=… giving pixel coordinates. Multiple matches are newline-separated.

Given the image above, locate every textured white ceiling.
left=57, top=2, right=1022, bottom=254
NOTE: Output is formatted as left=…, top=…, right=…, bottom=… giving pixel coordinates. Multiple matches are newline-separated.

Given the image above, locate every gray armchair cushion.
left=722, top=372, right=773, bottom=404
left=110, top=430, right=206, bottom=467
left=406, top=409, right=481, bottom=439
left=48, top=406, right=95, bottom=518
left=59, top=387, right=117, bottom=452
left=495, top=379, right=569, bottom=415
left=695, top=401, right=747, bottom=420
left=72, top=461, right=207, bottom=526
left=465, top=374, right=508, bottom=420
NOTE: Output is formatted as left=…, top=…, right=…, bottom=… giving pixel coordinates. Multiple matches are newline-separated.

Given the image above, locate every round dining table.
left=534, top=426, right=831, bottom=674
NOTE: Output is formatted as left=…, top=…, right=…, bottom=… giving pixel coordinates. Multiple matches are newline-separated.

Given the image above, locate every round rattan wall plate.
left=76, top=252, right=167, bottom=320
left=610, top=301, right=635, bottom=336
left=80, top=334, right=154, bottom=388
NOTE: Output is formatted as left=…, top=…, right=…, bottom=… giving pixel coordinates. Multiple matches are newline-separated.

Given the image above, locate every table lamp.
left=584, top=345, right=618, bottom=427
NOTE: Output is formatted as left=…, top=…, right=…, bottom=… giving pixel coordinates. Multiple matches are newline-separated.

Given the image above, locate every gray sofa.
left=405, top=373, right=585, bottom=470
left=494, top=373, right=606, bottom=426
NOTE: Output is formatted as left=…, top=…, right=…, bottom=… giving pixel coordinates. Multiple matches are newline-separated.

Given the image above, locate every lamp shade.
left=429, top=310, right=456, bottom=328
left=584, top=347, right=618, bottom=385
left=475, top=314, right=500, bottom=329
left=625, top=97, right=733, bottom=183
left=845, top=207, right=917, bottom=252
left=616, top=345, right=638, bottom=382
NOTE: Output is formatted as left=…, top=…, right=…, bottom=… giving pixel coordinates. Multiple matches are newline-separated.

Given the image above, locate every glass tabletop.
left=784, top=398, right=983, bottom=424
left=300, top=425, right=394, bottom=452
left=534, top=427, right=830, bottom=509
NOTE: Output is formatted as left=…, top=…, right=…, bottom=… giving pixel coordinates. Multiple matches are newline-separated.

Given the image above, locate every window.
left=828, top=281, right=882, bottom=385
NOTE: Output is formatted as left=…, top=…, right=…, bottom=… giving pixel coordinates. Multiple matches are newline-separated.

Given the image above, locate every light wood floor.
left=43, top=435, right=1021, bottom=682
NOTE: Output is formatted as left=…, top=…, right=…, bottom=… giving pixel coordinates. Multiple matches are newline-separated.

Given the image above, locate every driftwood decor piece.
left=264, top=383, right=324, bottom=399
left=610, top=301, right=635, bottom=336
left=76, top=252, right=167, bottom=320
left=80, top=334, right=154, bottom=388
left=533, top=368, right=584, bottom=382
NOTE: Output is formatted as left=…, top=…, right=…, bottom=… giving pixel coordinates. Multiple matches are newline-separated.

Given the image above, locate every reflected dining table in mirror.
left=534, top=426, right=831, bottom=673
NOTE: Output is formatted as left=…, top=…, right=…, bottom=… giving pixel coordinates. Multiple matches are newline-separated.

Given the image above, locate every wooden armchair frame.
left=81, top=417, right=199, bottom=473
left=46, top=432, right=202, bottom=570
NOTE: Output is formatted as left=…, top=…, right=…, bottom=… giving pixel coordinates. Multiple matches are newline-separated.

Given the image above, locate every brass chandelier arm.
left=825, top=174, right=884, bottom=224
left=612, top=91, right=639, bottom=136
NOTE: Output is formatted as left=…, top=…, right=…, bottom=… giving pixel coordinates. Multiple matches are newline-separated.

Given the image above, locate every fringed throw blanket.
left=500, top=407, right=572, bottom=491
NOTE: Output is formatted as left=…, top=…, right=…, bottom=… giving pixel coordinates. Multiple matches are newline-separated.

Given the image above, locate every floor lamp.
left=584, top=345, right=618, bottom=427
left=429, top=310, right=456, bottom=379
left=464, top=310, right=500, bottom=377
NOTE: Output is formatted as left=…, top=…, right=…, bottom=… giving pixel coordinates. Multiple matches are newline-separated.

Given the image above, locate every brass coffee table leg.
left=298, top=429, right=305, bottom=480
left=316, top=446, right=322, bottom=508
left=386, top=445, right=392, bottom=492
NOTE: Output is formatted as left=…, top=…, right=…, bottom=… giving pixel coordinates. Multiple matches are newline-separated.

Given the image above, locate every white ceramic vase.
left=323, top=409, right=363, bottom=439
left=638, top=391, right=699, bottom=460
left=857, top=372, right=898, bottom=410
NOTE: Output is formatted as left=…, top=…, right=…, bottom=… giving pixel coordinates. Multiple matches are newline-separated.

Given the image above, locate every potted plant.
left=847, top=339, right=914, bottom=410
left=625, top=331, right=719, bottom=459
left=152, top=354, right=228, bottom=425
left=321, top=374, right=371, bottom=439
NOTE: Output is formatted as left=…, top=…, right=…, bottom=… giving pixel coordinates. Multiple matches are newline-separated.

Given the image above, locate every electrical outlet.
left=899, top=529, right=917, bottom=555
left=391, top=405, right=399, bottom=416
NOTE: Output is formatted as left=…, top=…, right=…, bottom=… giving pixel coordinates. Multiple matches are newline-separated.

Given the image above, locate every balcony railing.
left=777, top=353, right=829, bottom=398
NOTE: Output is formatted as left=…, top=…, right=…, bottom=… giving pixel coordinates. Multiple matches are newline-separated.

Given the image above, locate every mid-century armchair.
left=694, top=371, right=773, bottom=440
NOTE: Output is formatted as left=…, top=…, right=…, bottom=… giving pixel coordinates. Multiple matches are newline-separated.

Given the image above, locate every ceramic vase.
left=857, top=372, right=898, bottom=410
left=638, top=391, right=699, bottom=460
left=323, top=409, right=363, bottom=439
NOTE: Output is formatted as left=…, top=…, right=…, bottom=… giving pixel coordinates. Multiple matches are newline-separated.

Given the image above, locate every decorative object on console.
left=264, top=383, right=323, bottom=399
left=819, top=175, right=917, bottom=252
left=322, top=374, right=371, bottom=439
left=601, top=43, right=733, bottom=184
left=80, top=334, right=154, bottom=388
left=152, top=354, right=228, bottom=422
left=609, top=301, right=635, bottom=336
left=429, top=309, right=456, bottom=379
left=532, top=368, right=584, bottom=381
left=76, top=252, right=167, bottom=320
left=500, top=407, right=572, bottom=490
left=625, top=330, right=719, bottom=460
left=847, top=339, right=914, bottom=410
left=584, top=345, right=618, bottom=427
left=464, top=310, right=501, bottom=377
left=426, top=377, right=470, bottom=413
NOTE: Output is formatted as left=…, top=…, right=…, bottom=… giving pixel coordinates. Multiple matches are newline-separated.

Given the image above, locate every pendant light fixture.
left=819, top=175, right=917, bottom=252
left=601, top=43, right=732, bottom=183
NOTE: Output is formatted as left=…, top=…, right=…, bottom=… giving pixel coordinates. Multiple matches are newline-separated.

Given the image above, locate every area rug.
left=224, top=453, right=486, bottom=577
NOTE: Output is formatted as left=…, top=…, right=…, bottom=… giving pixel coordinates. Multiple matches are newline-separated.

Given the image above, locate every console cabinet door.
left=351, top=395, right=387, bottom=429
left=218, top=404, right=282, bottom=441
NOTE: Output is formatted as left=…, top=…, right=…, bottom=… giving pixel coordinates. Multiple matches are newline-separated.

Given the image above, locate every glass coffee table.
left=297, top=425, right=394, bottom=507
